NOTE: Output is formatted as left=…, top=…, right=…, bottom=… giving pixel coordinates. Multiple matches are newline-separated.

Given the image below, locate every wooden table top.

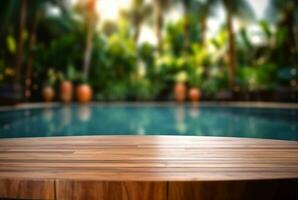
left=0, top=136, right=297, bottom=181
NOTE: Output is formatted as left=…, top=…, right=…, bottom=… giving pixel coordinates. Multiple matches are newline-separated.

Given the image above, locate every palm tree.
left=153, top=0, right=170, bottom=52
left=24, top=6, right=39, bottom=99
left=83, top=0, right=97, bottom=81
left=266, top=0, right=298, bottom=65
left=180, top=0, right=192, bottom=51
left=24, top=0, right=71, bottom=99
left=121, top=0, right=152, bottom=43
left=0, top=0, right=71, bottom=99
left=175, top=0, right=214, bottom=49
left=0, top=1, right=19, bottom=35
left=215, top=0, right=254, bottom=89
left=77, top=0, right=98, bottom=81
left=195, top=0, right=217, bottom=47
left=179, top=0, right=253, bottom=89
left=0, top=1, right=22, bottom=89
left=15, top=0, right=28, bottom=89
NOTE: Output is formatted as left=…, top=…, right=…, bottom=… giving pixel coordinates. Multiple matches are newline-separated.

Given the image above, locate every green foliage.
left=45, top=68, right=60, bottom=86
left=259, top=20, right=272, bottom=40
left=6, top=35, right=16, bottom=53
left=238, top=64, right=278, bottom=91
left=164, top=16, right=200, bottom=55
left=60, top=64, right=77, bottom=81
left=202, top=66, right=228, bottom=96
left=210, top=27, right=228, bottom=50
left=130, top=77, right=157, bottom=101
left=0, top=0, right=297, bottom=101
left=105, top=82, right=129, bottom=101
left=89, top=29, right=139, bottom=100
left=46, top=33, right=83, bottom=68
left=221, top=0, right=255, bottom=21
left=164, top=21, right=184, bottom=55
left=138, top=42, right=155, bottom=66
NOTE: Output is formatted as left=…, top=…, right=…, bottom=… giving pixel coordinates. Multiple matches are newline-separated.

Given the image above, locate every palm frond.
left=222, top=0, right=255, bottom=22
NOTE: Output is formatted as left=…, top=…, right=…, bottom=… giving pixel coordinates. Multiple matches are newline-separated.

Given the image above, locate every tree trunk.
left=155, top=3, right=163, bottom=53
left=183, top=13, right=190, bottom=51
left=282, top=11, right=296, bottom=65
left=82, top=23, right=94, bottom=81
left=15, top=0, right=27, bottom=88
left=200, top=15, right=207, bottom=47
left=25, top=12, right=38, bottom=101
left=227, top=12, right=236, bottom=90
left=82, top=0, right=96, bottom=81
left=134, top=23, right=141, bottom=44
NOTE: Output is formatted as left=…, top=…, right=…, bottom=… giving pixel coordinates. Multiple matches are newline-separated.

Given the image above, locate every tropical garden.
left=0, top=0, right=297, bottom=104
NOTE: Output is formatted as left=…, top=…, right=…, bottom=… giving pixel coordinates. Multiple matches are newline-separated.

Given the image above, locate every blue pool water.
left=0, top=104, right=297, bottom=140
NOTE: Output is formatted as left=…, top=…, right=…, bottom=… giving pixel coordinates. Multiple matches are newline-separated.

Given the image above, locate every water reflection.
left=42, top=108, right=54, bottom=122
left=189, top=103, right=200, bottom=118
left=175, top=105, right=186, bottom=134
left=137, top=126, right=145, bottom=135
left=61, top=105, right=72, bottom=126
left=0, top=104, right=297, bottom=140
left=77, top=105, right=91, bottom=122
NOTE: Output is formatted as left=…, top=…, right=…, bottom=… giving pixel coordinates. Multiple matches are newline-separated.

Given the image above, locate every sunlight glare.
left=96, top=0, right=132, bottom=22
left=138, top=25, right=157, bottom=46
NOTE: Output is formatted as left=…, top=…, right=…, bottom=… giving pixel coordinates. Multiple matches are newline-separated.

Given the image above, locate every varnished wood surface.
left=56, top=181, right=166, bottom=200
left=169, top=180, right=298, bottom=200
left=0, top=136, right=297, bottom=199
left=0, top=179, right=54, bottom=199
left=0, top=136, right=297, bottom=181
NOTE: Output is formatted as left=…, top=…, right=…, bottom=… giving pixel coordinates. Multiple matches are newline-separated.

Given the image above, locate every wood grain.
left=169, top=180, right=298, bottom=200
left=0, top=179, right=54, bottom=199
left=56, top=181, right=166, bottom=200
left=0, top=136, right=297, bottom=199
left=0, top=136, right=297, bottom=181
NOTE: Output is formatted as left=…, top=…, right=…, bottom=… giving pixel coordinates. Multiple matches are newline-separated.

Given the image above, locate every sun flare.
left=96, top=0, right=132, bottom=22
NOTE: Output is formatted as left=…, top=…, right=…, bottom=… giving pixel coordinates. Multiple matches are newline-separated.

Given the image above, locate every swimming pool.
left=0, top=103, right=297, bottom=140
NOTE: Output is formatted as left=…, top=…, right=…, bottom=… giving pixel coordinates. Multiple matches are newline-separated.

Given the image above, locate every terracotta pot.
left=42, top=86, right=55, bottom=102
left=174, top=82, right=186, bottom=103
left=60, top=80, right=73, bottom=103
left=189, top=87, right=201, bottom=102
left=76, top=84, right=92, bottom=103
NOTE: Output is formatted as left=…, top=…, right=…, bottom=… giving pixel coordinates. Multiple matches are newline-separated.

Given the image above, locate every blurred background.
left=0, top=0, right=297, bottom=104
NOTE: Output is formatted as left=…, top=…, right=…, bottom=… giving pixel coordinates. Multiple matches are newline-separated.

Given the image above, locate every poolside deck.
left=0, top=136, right=297, bottom=199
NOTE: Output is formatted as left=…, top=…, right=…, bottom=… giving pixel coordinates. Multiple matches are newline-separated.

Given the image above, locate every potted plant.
left=60, top=80, right=73, bottom=103
left=174, top=71, right=187, bottom=103
left=42, top=69, right=57, bottom=102
left=59, top=65, right=76, bottom=103
left=42, top=85, right=55, bottom=102
left=76, top=81, right=93, bottom=103
left=189, top=87, right=201, bottom=102
left=76, top=73, right=93, bottom=103
left=188, top=67, right=203, bottom=103
left=75, top=0, right=97, bottom=104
